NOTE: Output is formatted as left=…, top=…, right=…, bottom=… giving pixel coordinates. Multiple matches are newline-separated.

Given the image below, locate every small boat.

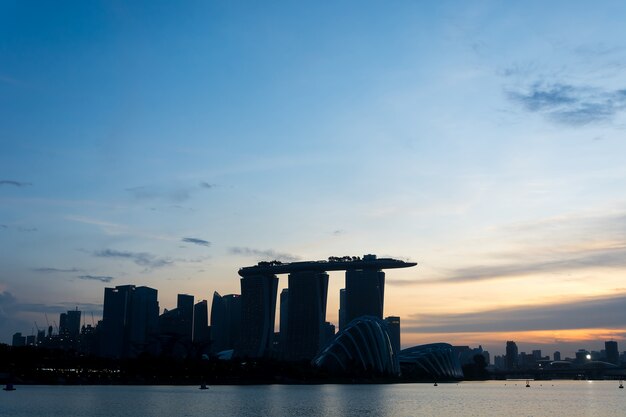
left=433, top=382, right=438, bottom=386
left=3, top=383, right=16, bottom=391
left=199, top=382, right=209, bottom=390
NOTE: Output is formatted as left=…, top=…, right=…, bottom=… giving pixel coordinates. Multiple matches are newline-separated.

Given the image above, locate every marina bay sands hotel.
left=236, top=254, right=416, bottom=360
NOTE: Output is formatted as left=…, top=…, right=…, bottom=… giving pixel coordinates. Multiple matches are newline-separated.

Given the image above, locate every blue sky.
left=2, top=1, right=626, bottom=356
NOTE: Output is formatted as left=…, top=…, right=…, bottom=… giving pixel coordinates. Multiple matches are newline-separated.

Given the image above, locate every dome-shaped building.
left=398, top=343, right=464, bottom=380
left=313, top=316, right=400, bottom=376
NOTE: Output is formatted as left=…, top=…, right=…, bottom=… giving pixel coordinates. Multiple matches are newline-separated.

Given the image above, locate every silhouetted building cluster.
left=12, top=253, right=623, bottom=380
left=10, top=254, right=416, bottom=367
left=492, top=340, right=624, bottom=374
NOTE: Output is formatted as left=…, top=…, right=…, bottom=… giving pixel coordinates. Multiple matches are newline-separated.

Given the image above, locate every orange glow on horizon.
left=402, top=327, right=626, bottom=354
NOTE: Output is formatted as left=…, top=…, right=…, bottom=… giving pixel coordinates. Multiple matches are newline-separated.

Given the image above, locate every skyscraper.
left=239, top=274, right=278, bottom=358
left=385, top=316, right=401, bottom=354
left=505, top=341, right=518, bottom=370
left=338, top=288, right=347, bottom=331
left=101, top=285, right=159, bottom=358
left=101, top=285, right=134, bottom=358
left=193, top=300, right=210, bottom=344
left=605, top=340, right=619, bottom=365
left=284, top=271, right=329, bottom=361
left=177, top=294, right=194, bottom=343
left=127, top=286, right=159, bottom=357
left=344, top=256, right=385, bottom=326
left=553, top=351, right=561, bottom=361
left=66, top=309, right=81, bottom=338
left=279, top=288, right=289, bottom=355
left=210, top=292, right=242, bottom=353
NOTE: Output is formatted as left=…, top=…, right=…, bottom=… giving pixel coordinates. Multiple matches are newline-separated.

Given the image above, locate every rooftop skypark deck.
left=238, top=254, right=417, bottom=277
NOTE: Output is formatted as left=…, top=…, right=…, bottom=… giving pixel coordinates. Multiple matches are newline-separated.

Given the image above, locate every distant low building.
left=12, top=332, right=25, bottom=347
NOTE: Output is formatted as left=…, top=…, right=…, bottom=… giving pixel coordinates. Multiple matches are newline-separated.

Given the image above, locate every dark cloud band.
left=182, top=237, right=211, bottom=247
left=94, top=249, right=172, bottom=269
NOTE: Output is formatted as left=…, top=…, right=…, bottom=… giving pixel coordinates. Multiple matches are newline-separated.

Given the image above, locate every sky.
left=1, top=0, right=626, bottom=357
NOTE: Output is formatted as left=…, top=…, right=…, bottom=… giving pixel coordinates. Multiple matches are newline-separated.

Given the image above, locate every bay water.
left=2, top=381, right=625, bottom=417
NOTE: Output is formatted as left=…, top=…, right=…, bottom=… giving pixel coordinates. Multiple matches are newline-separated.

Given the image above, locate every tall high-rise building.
left=279, top=289, right=289, bottom=355
left=127, top=286, right=159, bottom=357
left=605, top=341, right=619, bottom=365
left=158, top=293, right=194, bottom=351
left=384, top=316, right=401, bottom=355
left=66, top=310, right=81, bottom=337
left=101, top=285, right=134, bottom=358
left=59, top=309, right=81, bottom=338
left=344, top=256, right=385, bottom=326
left=553, top=351, right=561, bottom=361
left=284, top=271, right=329, bottom=361
left=101, top=285, right=159, bottom=358
left=210, top=292, right=242, bottom=353
left=59, top=313, right=68, bottom=335
left=193, top=300, right=210, bottom=344
left=505, top=341, right=518, bottom=370
left=177, top=294, right=194, bottom=343
left=338, top=288, right=347, bottom=331
left=239, top=274, right=278, bottom=358
left=319, top=321, right=336, bottom=350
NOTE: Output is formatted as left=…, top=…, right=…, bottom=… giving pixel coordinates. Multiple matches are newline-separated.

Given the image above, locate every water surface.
left=2, top=381, right=625, bottom=417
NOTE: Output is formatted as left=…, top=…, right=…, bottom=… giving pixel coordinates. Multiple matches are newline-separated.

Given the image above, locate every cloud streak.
left=508, top=82, right=626, bottom=125
left=391, top=210, right=626, bottom=286
left=0, top=180, right=32, bottom=187
left=394, top=245, right=626, bottom=286
left=94, top=249, right=173, bottom=269
left=33, top=267, right=82, bottom=273
left=126, top=181, right=215, bottom=203
left=78, top=275, right=114, bottom=283
left=229, top=247, right=301, bottom=262
left=182, top=237, right=211, bottom=247
left=404, top=293, right=626, bottom=333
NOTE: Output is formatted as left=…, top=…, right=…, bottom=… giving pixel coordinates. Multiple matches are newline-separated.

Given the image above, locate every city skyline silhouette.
left=2, top=1, right=626, bottom=359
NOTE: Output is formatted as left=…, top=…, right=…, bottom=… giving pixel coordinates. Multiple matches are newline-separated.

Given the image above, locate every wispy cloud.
left=17, top=227, right=37, bottom=232
left=387, top=279, right=423, bottom=287
left=229, top=247, right=301, bottom=262
left=404, top=293, right=626, bottom=333
left=65, top=216, right=173, bottom=241
left=126, top=185, right=191, bottom=202
left=508, top=82, right=626, bottom=125
left=394, top=244, right=626, bottom=286
left=0, top=180, right=32, bottom=187
left=94, top=249, right=173, bottom=269
left=390, top=210, right=626, bottom=286
left=16, top=301, right=104, bottom=315
left=33, top=267, right=82, bottom=273
left=126, top=181, right=215, bottom=203
left=78, top=275, right=114, bottom=283
left=182, top=237, right=211, bottom=247
left=0, top=224, right=7, bottom=230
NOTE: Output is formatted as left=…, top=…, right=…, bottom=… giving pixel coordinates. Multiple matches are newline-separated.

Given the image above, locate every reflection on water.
left=3, top=381, right=626, bottom=417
